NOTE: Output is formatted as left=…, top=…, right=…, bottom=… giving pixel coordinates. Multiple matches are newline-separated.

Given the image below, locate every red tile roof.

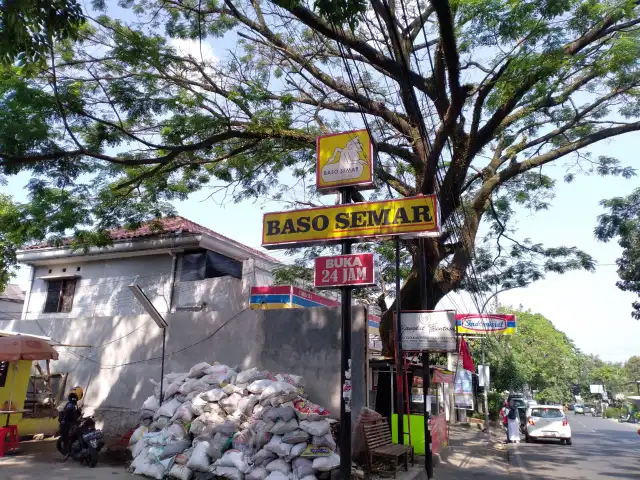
left=22, top=216, right=280, bottom=264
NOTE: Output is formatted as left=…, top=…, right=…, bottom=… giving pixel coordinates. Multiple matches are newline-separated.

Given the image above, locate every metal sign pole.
left=418, top=238, right=433, bottom=478
left=394, top=236, right=404, bottom=445
left=339, top=187, right=353, bottom=479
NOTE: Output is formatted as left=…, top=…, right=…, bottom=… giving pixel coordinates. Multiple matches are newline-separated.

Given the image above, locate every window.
left=43, top=279, right=76, bottom=313
left=180, top=249, right=242, bottom=282
left=531, top=408, right=563, bottom=418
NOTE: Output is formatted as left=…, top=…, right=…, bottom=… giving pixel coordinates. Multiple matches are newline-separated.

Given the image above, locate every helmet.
left=69, top=386, right=84, bottom=401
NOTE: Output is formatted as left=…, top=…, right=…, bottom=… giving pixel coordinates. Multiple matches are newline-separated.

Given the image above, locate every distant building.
left=0, top=284, right=25, bottom=318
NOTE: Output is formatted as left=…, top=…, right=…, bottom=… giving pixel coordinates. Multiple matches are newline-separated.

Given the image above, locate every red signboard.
left=314, top=253, right=375, bottom=289
left=430, top=414, right=448, bottom=455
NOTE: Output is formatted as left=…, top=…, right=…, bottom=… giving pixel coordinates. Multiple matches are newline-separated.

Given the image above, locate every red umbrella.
left=0, top=336, right=59, bottom=361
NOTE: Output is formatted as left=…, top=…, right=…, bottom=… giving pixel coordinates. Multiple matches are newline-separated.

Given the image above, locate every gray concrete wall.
left=0, top=305, right=366, bottom=435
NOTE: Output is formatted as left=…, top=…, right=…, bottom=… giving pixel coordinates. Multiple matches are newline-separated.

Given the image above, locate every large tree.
left=1, top=0, right=640, bottom=353
left=596, top=187, right=640, bottom=319
left=480, top=309, right=581, bottom=403
left=0, top=0, right=86, bottom=66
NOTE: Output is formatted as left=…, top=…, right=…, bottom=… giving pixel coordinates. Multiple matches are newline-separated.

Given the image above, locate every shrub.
left=487, top=391, right=503, bottom=421
left=604, top=408, right=620, bottom=419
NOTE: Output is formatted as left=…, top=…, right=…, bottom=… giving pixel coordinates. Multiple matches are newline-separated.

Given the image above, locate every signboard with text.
left=455, top=314, right=516, bottom=335
left=314, top=253, right=375, bottom=289
left=399, top=310, right=457, bottom=352
left=454, top=368, right=474, bottom=409
left=316, top=129, right=375, bottom=193
left=262, top=195, right=439, bottom=249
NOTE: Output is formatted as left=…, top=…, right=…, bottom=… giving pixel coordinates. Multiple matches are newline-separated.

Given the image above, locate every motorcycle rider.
left=59, top=386, right=84, bottom=454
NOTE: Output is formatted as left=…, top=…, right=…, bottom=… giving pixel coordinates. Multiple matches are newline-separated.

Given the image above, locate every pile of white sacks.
left=128, top=362, right=340, bottom=480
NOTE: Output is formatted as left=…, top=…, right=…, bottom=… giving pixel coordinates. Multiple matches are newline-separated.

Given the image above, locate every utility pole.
left=339, top=188, right=353, bottom=479
left=418, top=238, right=433, bottom=479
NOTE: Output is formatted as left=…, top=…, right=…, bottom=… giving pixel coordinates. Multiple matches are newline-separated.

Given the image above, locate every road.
left=510, top=413, right=640, bottom=479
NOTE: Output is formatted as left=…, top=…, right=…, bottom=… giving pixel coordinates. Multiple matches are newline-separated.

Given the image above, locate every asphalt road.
left=510, top=413, right=640, bottom=479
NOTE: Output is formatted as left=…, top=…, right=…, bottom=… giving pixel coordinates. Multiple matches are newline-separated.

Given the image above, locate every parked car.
left=574, top=404, right=585, bottom=415
left=525, top=405, right=572, bottom=445
left=568, top=403, right=574, bottom=411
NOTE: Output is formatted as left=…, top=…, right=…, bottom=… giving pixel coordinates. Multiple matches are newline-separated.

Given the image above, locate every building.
left=0, top=216, right=282, bottom=434
left=0, top=284, right=24, bottom=319
left=17, top=216, right=280, bottom=320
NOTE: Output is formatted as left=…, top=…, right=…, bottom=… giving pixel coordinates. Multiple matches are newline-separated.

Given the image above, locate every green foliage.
left=487, top=391, right=503, bottom=420
left=595, top=187, right=640, bottom=319
left=0, top=0, right=639, bottom=352
left=625, top=356, right=640, bottom=381
left=0, top=0, right=86, bottom=67
left=482, top=309, right=580, bottom=403
left=604, top=407, right=621, bottom=419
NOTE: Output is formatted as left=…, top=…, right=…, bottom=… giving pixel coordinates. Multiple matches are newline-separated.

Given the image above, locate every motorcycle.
left=56, top=415, right=105, bottom=467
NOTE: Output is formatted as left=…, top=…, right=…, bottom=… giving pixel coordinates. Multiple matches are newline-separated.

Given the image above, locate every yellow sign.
left=316, top=129, right=375, bottom=192
left=262, top=195, right=439, bottom=249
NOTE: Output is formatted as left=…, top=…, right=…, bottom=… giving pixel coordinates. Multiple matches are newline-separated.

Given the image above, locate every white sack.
left=186, top=441, right=211, bottom=472
left=246, top=466, right=269, bottom=480
left=248, top=380, right=274, bottom=394
left=237, top=395, right=260, bottom=416
left=264, top=406, right=295, bottom=423
left=130, top=439, right=148, bottom=459
left=312, top=433, right=336, bottom=450
left=133, top=455, right=165, bottom=479
left=259, top=382, right=296, bottom=402
left=292, top=457, right=314, bottom=478
left=252, top=448, right=277, bottom=467
left=284, top=442, right=307, bottom=462
left=281, top=429, right=309, bottom=444
left=142, top=395, right=160, bottom=412
left=265, top=471, right=289, bottom=480
left=298, top=420, right=330, bottom=437
left=168, top=464, right=193, bottom=480
left=158, top=398, right=182, bottom=418
left=129, top=425, right=148, bottom=446
left=264, top=435, right=292, bottom=457
left=188, top=362, right=211, bottom=378
left=270, top=418, right=298, bottom=435
left=312, top=453, right=340, bottom=471
left=211, top=466, right=244, bottom=480
left=220, top=393, right=244, bottom=414
left=200, top=388, right=227, bottom=402
left=265, top=458, right=290, bottom=475
left=237, top=367, right=259, bottom=385
left=172, top=403, right=194, bottom=424
left=216, top=449, right=252, bottom=473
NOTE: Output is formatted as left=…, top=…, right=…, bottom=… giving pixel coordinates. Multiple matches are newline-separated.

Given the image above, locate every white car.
left=525, top=405, right=572, bottom=445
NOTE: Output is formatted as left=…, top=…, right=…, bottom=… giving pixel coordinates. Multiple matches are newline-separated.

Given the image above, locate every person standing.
left=506, top=399, right=521, bottom=443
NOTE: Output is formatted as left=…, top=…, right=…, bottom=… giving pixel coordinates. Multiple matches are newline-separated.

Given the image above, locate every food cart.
left=0, top=333, right=63, bottom=438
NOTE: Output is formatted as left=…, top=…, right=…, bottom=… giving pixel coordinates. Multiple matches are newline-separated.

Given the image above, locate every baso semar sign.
left=455, top=314, right=516, bottom=335
left=262, top=195, right=439, bottom=249
left=316, top=129, right=375, bottom=192
left=399, top=310, right=457, bottom=353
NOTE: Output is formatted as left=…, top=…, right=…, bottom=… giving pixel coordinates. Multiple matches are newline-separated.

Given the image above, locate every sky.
left=5, top=2, right=640, bottom=363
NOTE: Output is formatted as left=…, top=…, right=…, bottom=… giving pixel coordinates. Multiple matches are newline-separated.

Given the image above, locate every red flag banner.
left=459, top=337, right=475, bottom=372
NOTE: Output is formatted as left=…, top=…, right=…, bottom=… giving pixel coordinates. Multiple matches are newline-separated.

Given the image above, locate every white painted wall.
left=0, top=299, right=23, bottom=318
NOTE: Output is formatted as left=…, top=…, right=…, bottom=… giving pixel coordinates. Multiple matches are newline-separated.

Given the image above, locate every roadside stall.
left=0, top=334, right=62, bottom=446
left=370, top=358, right=451, bottom=455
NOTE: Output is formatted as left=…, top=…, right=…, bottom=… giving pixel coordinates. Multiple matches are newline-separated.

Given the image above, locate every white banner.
left=400, top=310, right=457, bottom=352
left=478, top=365, right=490, bottom=387
left=454, top=368, right=474, bottom=409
